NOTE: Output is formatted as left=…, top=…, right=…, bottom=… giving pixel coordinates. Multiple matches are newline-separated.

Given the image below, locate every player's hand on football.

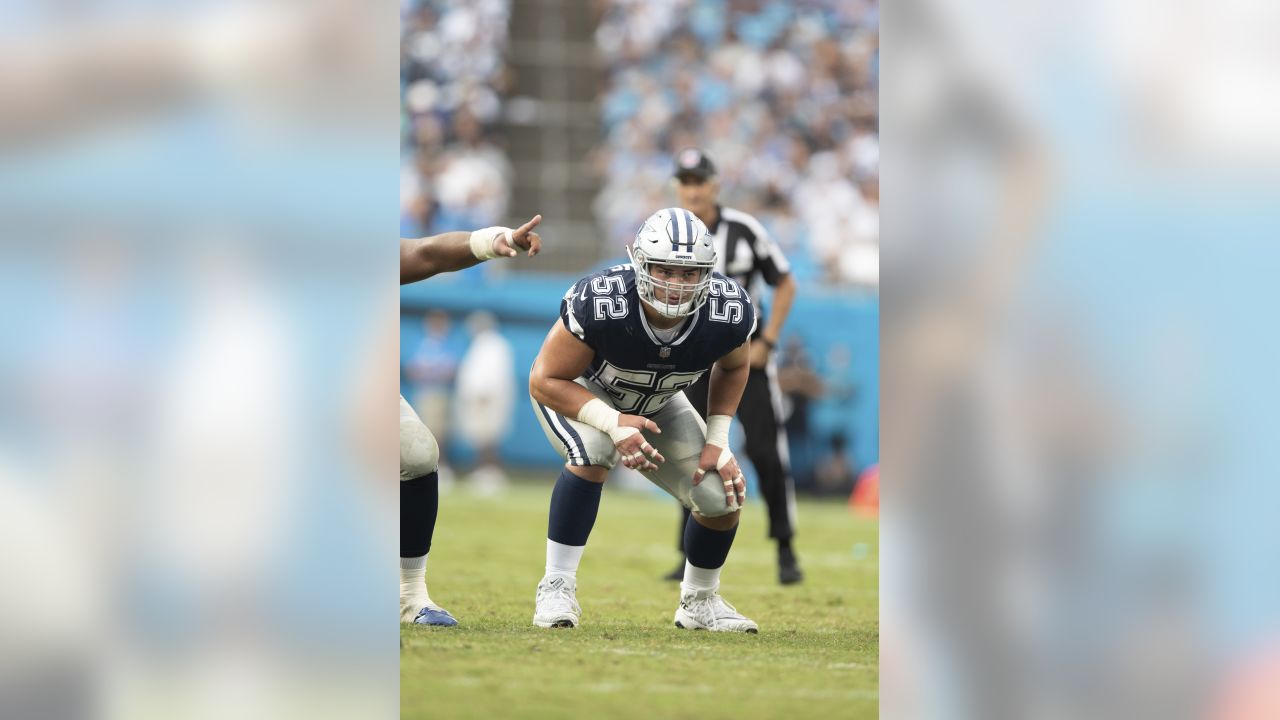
left=693, top=443, right=746, bottom=511
left=495, top=214, right=543, bottom=257
left=613, top=414, right=663, bottom=472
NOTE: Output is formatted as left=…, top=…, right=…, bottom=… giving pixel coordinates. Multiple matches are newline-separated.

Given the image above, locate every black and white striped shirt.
left=705, top=205, right=791, bottom=336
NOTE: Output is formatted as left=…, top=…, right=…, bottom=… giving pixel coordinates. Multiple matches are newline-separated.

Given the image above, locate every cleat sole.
left=676, top=618, right=758, bottom=633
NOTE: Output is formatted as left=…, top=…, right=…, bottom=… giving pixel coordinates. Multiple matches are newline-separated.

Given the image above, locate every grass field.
left=401, top=478, right=878, bottom=720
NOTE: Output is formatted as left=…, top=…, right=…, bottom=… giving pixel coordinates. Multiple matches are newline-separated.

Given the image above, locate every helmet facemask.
left=628, top=245, right=713, bottom=319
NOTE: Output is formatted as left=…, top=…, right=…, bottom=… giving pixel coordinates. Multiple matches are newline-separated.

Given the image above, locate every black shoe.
left=778, top=547, right=804, bottom=585
left=662, top=561, right=685, bottom=582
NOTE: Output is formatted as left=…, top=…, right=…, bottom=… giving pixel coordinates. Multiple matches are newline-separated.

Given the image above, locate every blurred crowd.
left=398, top=0, right=879, bottom=289
left=400, top=0, right=514, bottom=238
left=591, top=0, right=879, bottom=287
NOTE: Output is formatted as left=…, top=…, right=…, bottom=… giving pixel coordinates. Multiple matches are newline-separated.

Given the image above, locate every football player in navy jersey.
left=527, top=208, right=760, bottom=633
left=400, top=216, right=543, bottom=627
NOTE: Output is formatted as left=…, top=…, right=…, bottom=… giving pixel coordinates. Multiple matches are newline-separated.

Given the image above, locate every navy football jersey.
left=559, top=264, right=757, bottom=417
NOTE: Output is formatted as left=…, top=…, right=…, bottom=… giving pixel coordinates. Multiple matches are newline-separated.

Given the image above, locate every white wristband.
left=705, top=414, right=732, bottom=449
left=576, top=398, right=621, bottom=434
left=469, top=226, right=513, bottom=260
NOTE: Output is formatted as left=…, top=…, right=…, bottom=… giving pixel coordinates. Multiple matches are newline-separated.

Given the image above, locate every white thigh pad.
left=400, top=395, right=439, bottom=480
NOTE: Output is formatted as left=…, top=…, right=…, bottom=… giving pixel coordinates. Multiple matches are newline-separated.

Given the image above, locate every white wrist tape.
left=468, top=226, right=513, bottom=260
left=705, top=414, right=732, bottom=449
left=705, top=414, right=734, bottom=471
left=577, top=398, right=637, bottom=443
left=577, top=398, right=620, bottom=432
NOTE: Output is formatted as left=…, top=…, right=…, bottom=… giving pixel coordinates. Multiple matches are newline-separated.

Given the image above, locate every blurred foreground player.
left=667, top=148, right=804, bottom=584
left=528, top=208, right=760, bottom=632
left=400, top=216, right=543, bottom=626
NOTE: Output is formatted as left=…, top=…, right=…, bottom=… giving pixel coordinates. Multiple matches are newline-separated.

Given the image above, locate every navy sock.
left=401, top=470, right=438, bottom=558
left=547, top=468, right=603, bottom=546
left=684, top=515, right=738, bottom=570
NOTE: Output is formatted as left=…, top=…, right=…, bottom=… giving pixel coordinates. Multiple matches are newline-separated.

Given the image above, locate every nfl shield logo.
left=659, top=346, right=671, bottom=358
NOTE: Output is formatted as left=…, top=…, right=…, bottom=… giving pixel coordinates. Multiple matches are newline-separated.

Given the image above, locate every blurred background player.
left=399, top=216, right=543, bottom=626
left=528, top=208, right=759, bottom=633
left=664, top=148, right=804, bottom=585
left=454, top=311, right=516, bottom=495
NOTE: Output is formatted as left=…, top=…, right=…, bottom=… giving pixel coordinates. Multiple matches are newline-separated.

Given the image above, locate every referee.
left=665, top=148, right=803, bottom=585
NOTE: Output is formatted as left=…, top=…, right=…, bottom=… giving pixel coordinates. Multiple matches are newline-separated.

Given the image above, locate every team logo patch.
left=659, top=347, right=672, bottom=358
left=679, top=148, right=701, bottom=169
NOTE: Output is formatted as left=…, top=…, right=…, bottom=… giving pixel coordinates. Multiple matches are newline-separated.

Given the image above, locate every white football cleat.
left=674, top=588, right=759, bottom=633
left=533, top=574, right=581, bottom=629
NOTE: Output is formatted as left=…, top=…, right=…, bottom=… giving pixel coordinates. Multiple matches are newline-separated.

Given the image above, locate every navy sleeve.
left=559, top=278, right=594, bottom=344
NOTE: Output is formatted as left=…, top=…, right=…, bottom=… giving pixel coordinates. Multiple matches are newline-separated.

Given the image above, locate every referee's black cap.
left=673, top=148, right=717, bottom=181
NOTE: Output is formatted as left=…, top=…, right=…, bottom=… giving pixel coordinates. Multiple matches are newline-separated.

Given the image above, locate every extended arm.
left=400, top=214, right=542, bottom=285
left=399, top=232, right=476, bottom=284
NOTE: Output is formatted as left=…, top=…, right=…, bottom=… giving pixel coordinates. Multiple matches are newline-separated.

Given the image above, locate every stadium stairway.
left=502, top=0, right=603, bottom=274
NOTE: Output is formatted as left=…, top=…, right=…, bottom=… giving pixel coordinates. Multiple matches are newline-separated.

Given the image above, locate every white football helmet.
left=627, top=208, right=716, bottom=319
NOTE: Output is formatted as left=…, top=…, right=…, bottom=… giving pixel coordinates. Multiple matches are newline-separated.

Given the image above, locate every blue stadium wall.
left=401, top=269, right=878, bottom=479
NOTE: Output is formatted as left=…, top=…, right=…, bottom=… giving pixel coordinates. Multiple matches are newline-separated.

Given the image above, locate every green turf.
left=401, top=480, right=878, bottom=720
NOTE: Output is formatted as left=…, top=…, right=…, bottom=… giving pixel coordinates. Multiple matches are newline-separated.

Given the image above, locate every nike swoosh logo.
left=580, top=288, right=589, bottom=301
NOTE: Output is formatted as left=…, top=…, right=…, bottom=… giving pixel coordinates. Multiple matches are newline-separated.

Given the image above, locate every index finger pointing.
left=512, top=214, right=542, bottom=238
